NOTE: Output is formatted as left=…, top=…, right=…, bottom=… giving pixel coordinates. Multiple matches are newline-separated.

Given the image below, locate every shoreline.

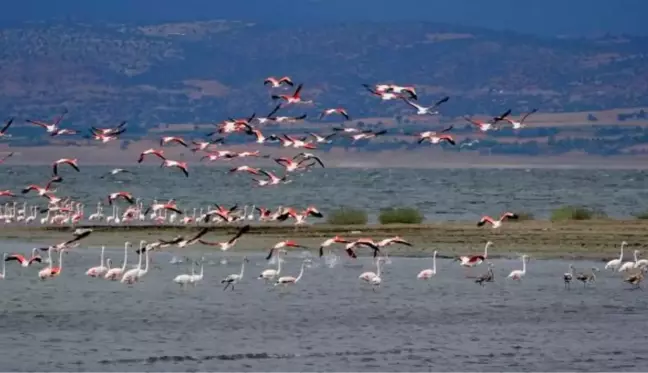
left=2, top=220, right=645, bottom=261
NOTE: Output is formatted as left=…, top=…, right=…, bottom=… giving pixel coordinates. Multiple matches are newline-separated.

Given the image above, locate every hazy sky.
left=3, top=0, right=648, bottom=36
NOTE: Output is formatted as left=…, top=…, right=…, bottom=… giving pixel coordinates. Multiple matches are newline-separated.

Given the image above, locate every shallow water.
left=2, top=165, right=648, bottom=222
left=0, top=243, right=646, bottom=371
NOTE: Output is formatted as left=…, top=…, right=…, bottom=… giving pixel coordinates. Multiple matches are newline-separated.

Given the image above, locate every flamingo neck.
left=276, top=256, right=282, bottom=274
left=100, top=246, right=105, bottom=266
left=634, top=251, right=638, bottom=263
left=121, top=245, right=128, bottom=271
left=376, top=259, right=381, bottom=278
left=295, top=263, right=305, bottom=282
left=433, top=252, right=437, bottom=272
left=142, top=251, right=149, bottom=272
left=521, top=257, right=527, bottom=273
left=620, top=244, right=625, bottom=260
left=484, top=243, right=489, bottom=258
left=191, top=261, right=195, bottom=276
left=58, top=250, right=64, bottom=269
left=136, top=250, right=143, bottom=269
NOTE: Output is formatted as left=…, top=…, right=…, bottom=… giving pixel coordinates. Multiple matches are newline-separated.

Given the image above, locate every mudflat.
left=1, top=220, right=644, bottom=260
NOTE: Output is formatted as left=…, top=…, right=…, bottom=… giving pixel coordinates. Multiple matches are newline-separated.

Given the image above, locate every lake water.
left=2, top=165, right=648, bottom=222
left=0, top=243, right=646, bottom=371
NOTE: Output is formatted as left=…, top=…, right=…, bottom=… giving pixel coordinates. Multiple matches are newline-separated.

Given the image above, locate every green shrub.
left=551, top=205, right=606, bottom=222
left=326, top=207, right=368, bottom=225
left=379, top=207, right=424, bottom=224
left=634, top=211, right=648, bottom=220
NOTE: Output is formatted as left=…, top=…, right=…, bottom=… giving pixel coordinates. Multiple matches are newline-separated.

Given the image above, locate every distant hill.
left=1, top=20, right=647, bottom=131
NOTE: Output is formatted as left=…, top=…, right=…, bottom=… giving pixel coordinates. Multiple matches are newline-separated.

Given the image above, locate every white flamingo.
left=507, top=255, right=528, bottom=280
left=635, top=251, right=648, bottom=269
left=189, top=258, right=204, bottom=284
left=86, top=246, right=109, bottom=277
left=259, top=250, right=285, bottom=282
left=605, top=241, right=626, bottom=270
left=275, top=260, right=308, bottom=286
left=121, top=249, right=144, bottom=284
left=619, top=250, right=639, bottom=272
left=134, top=249, right=150, bottom=281
left=360, top=257, right=384, bottom=290
left=417, top=250, right=437, bottom=279
left=173, top=261, right=195, bottom=288
left=222, top=257, right=249, bottom=290
left=105, top=242, right=130, bottom=280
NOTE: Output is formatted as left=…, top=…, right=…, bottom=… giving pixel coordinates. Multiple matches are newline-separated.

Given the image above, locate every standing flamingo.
left=86, top=246, right=109, bottom=277
left=457, top=241, right=492, bottom=267
left=275, top=260, right=308, bottom=286
left=189, top=258, right=204, bottom=284
left=507, top=255, right=528, bottom=281
left=417, top=250, right=437, bottom=279
left=105, top=242, right=130, bottom=280
left=259, top=249, right=286, bottom=282
left=121, top=249, right=144, bottom=284
left=222, top=257, right=249, bottom=290
left=173, top=261, right=195, bottom=288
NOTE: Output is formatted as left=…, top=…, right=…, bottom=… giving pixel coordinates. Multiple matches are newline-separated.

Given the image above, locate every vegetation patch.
left=379, top=207, right=424, bottom=224
left=550, top=205, right=607, bottom=222
left=326, top=207, right=368, bottom=225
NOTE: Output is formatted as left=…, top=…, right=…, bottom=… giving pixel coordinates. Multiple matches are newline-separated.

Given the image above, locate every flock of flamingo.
left=0, top=77, right=646, bottom=289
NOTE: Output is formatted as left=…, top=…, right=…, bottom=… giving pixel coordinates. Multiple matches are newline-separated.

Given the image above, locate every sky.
left=2, top=0, right=648, bottom=36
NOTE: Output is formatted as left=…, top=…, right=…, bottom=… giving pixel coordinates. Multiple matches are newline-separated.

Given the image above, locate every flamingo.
left=475, top=262, right=495, bottom=286
left=161, top=160, right=189, bottom=177
left=137, top=148, right=166, bottom=163
left=105, top=242, right=130, bottom=280
left=259, top=249, right=286, bottom=282
left=564, top=264, right=574, bottom=289
left=275, top=260, right=308, bottom=286
left=576, top=268, right=598, bottom=287
left=605, top=241, right=626, bottom=270
left=86, top=246, right=109, bottom=277
left=266, top=240, right=309, bottom=260
left=477, top=213, right=518, bottom=228
left=457, top=241, right=492, bottom=267
left=189, top=258, right=204, bottom=284
left=503, top=108, right=538, bottom=129
left=319, top=108, right=350, bottom=120
left=121, top=249, right=144, bottom=284
left=619, top=250, right=640, bottom=272
left=271, top=84, right=313, bottom=105
left=416, top=250, right=437, bottom=279
left=0, top=118, right=14, bottom=138
left=264, top=76, right=293, bottom=88
left=222, top=257, right=249, bottom=290
left=52, top=158, right=80, bottom=176
left=198, top=224, right=250, bottom=251
left=401, top=96, right=449, bottom=115
left=507, top=255, right=529, bottom=281
left=463, top=109, right=511, bottom=133
left=4, top=248, right=42, bottom=267
left=173, top=261, right=195, bottom=288
left=318, top=236, right=350, bottom=257
left=39, top=249, right=65, bottom=280
left=359, top=257, right=383, bottom=282
left=134, top=248, right=151, bottom=281
left=635, top=251, right=648, bottom=269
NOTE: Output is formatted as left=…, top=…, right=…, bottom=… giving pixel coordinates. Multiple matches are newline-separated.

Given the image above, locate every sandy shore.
left=1, top=220, right=646, bottom=260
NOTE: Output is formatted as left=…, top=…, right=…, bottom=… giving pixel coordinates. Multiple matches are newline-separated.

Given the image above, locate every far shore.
left=1, top=220, right=645, bottom=261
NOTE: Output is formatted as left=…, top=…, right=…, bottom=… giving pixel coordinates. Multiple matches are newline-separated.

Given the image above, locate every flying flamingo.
left=161, top=160, right=189, bottom=177
left=52, top=158, right=80, bottom=176
left=503, top=108, right=538, bottom=129
left=275, top=260, right=308, bottom=286
left=86, top=246, right=109, bottom=277
left=4, top=248, right=42, bottom=267
left=401, top=96, right=449, bottom=115
left=605, top=241, right=626, bottom=270
left=463, top=109, right=511, bottom=133
left=138, top=148, right=166, bottom=163
left=198, top=224, right=250, bottom=251
left=160, top=136, right=188, bottom=147
left=417, top=250, right=437, bottom=280
left=0, top=118, right=14, bottom=138
left=105, top=242, right=130, bottom=280
left=477, top=212, right=518, bottom=229
left=222, top=257, right=249, bottom=290
left=319, top=108, right=350, bottom=120
left=318, top=236, right=350, bottom=257
left=26, top=108, right=68, bottom=134
left=266, top=240, right=309, bottom=260
left=507, top=255, right=529, bottom=281
left=264, top=76, right=293, bottom=88
left=271, top=84, right=313, bottom=105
